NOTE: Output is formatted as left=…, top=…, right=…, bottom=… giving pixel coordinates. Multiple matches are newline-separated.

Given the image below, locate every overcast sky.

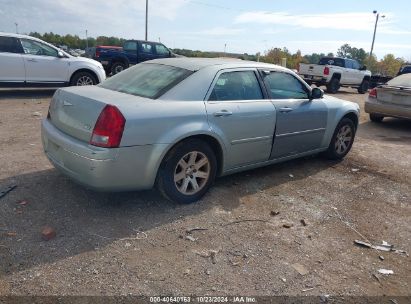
left=1, top=0, right=410, bottom=60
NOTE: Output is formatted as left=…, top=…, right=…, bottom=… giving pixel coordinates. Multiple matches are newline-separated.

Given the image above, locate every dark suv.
left=96, top=40, right=175, bottom=75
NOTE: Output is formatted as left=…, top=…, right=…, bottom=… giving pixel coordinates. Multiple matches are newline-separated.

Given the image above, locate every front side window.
left=263, top=71, right=309, bottom=99
left=208, top=71, right=263, bottom=101
left=0, top=36, right=21, bottom=53
left=140, top=42, right=153, bottom=54
left=99, top=63, right=192, bottom=99
left=20, top=39, right=58, bottom=57
left=352, top=60, right=360, bottom=70
left=155, top=44, right=169, bottom=55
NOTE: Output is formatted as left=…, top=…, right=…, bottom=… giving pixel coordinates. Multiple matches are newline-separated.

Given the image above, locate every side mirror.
left=310, top=87, right=324, bottom=100
left=57, top=51, right=65, bottom=58
left=360, top=65, right=367, bottom=71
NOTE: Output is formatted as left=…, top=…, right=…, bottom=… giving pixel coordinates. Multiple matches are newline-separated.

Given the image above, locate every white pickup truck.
left=299, top=57, right=372, bottom=94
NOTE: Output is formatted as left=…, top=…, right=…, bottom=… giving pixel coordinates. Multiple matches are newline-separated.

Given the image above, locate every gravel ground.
left=0, top=87, right=410, bottom=297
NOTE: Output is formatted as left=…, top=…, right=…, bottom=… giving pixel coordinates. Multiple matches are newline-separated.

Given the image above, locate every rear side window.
left=99, top=63, right=192, bottom=99
left=208, top=71, right=263, bottom=101
left=345, top=60, right=353, bottom=69
left=124, top=41, right=137, bottom=51
left=0, top=36, right=21, bottom=53
left=263, top=71, right=309, bottom=99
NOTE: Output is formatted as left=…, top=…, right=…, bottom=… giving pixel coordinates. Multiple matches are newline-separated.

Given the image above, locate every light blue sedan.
left=42, top=58, right=360, bottom=203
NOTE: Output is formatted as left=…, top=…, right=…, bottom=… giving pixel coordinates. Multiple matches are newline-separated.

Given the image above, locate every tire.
left=111, top=62, right=127, bottom=75
left=326, top=78, right=340, bottom=94
left=70, top=71, right=97, bottom=86
left=369, top=113, right=384, bottom=122
left=325, top=118, right=356, bottom=160
left=157, top=139, right=217, bottom=204
left=358, top=79, right=370, bottom=94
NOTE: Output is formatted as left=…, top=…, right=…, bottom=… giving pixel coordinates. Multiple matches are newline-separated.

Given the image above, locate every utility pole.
left=15, top=22, right=18, bottom=34
left=369, top=10, right=385, bottom=60
left=86, top=30, right=88, bottom=49
left=145, top=0, right=148, bottom=41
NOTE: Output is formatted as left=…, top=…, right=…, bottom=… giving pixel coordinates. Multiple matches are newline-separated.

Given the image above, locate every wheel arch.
left=158, top=133, right=225, bottom=178
left=341, top=111, right=359, bottom=129
left=331, top=73, right=341, bottom=81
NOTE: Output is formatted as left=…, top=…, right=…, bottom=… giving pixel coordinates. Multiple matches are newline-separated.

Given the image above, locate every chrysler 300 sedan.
left=42, top=58, right=360, bottom=203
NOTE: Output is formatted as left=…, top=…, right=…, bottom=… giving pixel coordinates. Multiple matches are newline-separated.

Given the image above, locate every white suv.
left=0, top=32, right=106, bottom=87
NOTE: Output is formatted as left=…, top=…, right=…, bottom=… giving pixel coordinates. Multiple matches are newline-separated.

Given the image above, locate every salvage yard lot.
left=0, top=88, right=410, bottom=296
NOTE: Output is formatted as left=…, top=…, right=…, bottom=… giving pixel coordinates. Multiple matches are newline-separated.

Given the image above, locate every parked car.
left=95, top=40, right=175, bottom=75
left=397, top=64, right=411, bottom=76
left=0, top=32, right=105, bottom=87
left=365, top=73, right=411, bottom=122
left=299, top=57, right=372, bottom=94
left=42, top=58, right=359, bottom=203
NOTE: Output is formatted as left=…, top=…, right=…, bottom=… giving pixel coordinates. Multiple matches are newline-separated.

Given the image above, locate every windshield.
left=318, top=57, right=344, bottom=67
left=386, top=73, right=411, bottom=88
left=99, top=63, right=192, bottom=99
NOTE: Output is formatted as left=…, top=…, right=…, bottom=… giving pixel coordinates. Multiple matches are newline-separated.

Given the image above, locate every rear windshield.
left=318, top=57, right=344, bottom=67
left=386, top=73, right=411, bottom=88
left=99, top=63, right=192, bottom=99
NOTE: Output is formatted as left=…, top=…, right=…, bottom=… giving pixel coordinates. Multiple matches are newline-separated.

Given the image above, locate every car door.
left=351, top=60, right=363, bottom=84
left=205, top=69, right=276, bottom=169
left=260, top=70, right=328, bottom=159
left=19, top=38, right=69, bottom=83
left=138, top=42, right=156, bottom=62
left=123, top=41, right=138, bottom=65
left=0, top=36, right=25, bottom=83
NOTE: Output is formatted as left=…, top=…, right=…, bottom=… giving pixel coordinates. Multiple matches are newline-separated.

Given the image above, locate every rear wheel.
left=325, top=118, right=356, bottom=160
left=326, top=78, right=340, bottom=94
left=157, top=139, right=217, bottom=204
left=111, top=62, right=127, bottom=75
left=358, top=79, right=370, bottom=94
left=70, top=71, right=97, bottom=86
left=370, top=113, right=384, bottom=122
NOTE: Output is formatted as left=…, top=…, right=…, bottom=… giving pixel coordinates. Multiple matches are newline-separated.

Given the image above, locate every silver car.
left=365, top=73, right=411, bottom=122
left=42, top=58, right=360, bottom=203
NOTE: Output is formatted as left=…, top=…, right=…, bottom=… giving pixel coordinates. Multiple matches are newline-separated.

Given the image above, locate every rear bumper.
left=41, top=119, right=167, bottom=191
left=365, top=98, right=411, bottom=119
left=301, top=75, right=327, bottom=85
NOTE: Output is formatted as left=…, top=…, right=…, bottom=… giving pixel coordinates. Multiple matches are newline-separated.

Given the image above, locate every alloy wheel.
left=334, top=124, right=353, bottom=154
left=76, top=76, right=94, bottom=86
left=174, top=151, right=210, bottom=195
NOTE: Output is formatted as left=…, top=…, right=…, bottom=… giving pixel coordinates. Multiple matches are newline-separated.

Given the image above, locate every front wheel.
left=325, top=118, right=356, bottom=160
left=70, top=71, right=97, bottom=86
left=157, top=139, right=217, bottom=204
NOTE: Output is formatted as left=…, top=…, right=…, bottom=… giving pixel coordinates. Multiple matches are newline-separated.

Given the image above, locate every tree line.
left=29, top=32, right=407, bottom=77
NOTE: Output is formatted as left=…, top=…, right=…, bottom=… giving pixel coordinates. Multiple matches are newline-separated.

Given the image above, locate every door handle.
left=213, top=110, right=233, bottom=117
left=279, top=107, right=293, bottom=113
left=27, top=58, right=37, bottom=62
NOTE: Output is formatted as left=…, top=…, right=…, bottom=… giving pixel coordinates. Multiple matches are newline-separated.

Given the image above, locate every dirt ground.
left=0, top=87, right=410, bottom=298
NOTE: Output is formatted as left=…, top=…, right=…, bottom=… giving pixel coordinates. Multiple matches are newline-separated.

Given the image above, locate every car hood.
left=68, top=56, right=102, bottom=66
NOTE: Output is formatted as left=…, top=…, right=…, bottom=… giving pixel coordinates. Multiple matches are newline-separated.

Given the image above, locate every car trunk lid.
left=377, top=86, right=411, bottom=107
left=48, top=86, right=146, bottom=144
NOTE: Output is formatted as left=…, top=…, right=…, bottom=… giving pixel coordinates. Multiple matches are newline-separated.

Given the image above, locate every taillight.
left=323, top=66, right=330, bottom=75
left=90, top=105, right=125, bottom=148
left=95, top=49, right=100, bottom=58
left=369, top=88, right=377, bottom=98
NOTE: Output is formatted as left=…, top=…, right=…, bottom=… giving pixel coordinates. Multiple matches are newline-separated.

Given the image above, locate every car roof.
left=145, top=57, right=290, bottom=72
left=0, top=32, right=38, bottom=40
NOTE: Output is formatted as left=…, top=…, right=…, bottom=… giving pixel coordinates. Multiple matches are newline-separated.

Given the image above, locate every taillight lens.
left=324, top=67, right=330, bottom=75
left=369, top=88, right=377, bottom=98
left=90, top=105, right=125, bottom=148
left=95, top=49, right=100, bottom=58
